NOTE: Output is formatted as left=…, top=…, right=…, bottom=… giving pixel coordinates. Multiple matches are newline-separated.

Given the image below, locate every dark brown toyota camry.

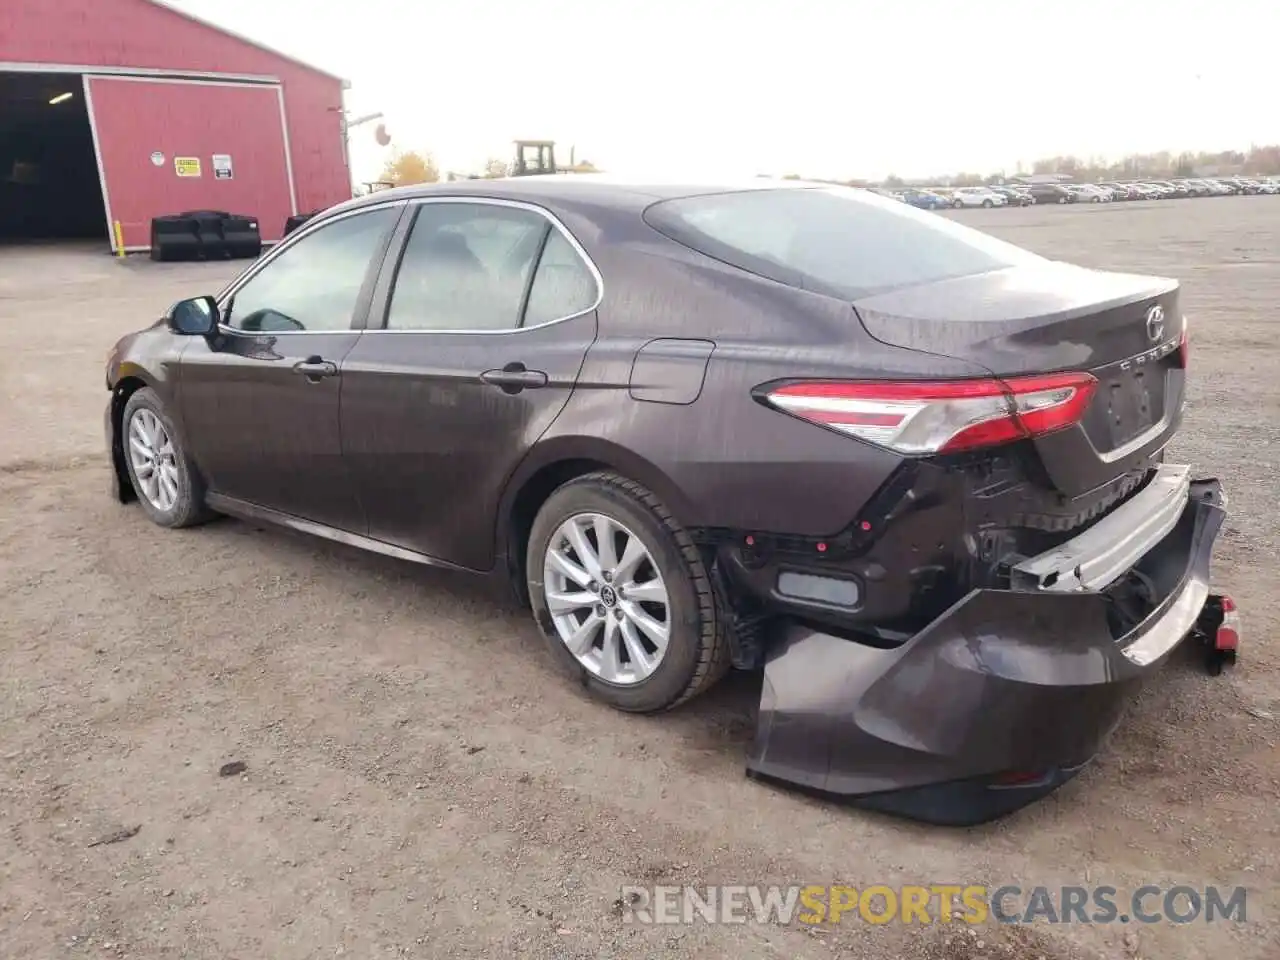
left=105, top=177, right=1234, bottom=824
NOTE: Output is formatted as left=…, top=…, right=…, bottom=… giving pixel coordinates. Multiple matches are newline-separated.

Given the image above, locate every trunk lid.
left=853, top=262, right=1186, bottom=497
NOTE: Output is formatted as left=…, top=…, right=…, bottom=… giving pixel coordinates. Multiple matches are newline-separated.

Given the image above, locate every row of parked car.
left=878, top=176, right=1280, bottom=210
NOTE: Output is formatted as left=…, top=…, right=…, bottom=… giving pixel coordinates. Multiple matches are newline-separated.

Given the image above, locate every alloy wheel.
left=542, top=512, right=671, bottom=686
left=127, top=408, right=180, bottom=512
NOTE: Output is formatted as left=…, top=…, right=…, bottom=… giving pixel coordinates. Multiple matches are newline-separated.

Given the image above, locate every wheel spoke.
left=142, top=412, right=160, bottom=447
left=593, top=516, right=618, bottom=571
left=620, top=601, right=669, bottom=654
left=598, top=616, right=622, bottom=682
left=614, top=535, right=647, bottom=582
left=546, top=589, right=596, bottom=615
left=546, top=549, right=592, bottom=588
left=564, top=613, right=602, bottom=658
left=621, top=577, right=666, bottom=606
left=564, top=518, right=603, bottom=580
left=128, top=436, right=151, bottom=461
left=134, top=461, right=155, bottom=479
left=618, top=617, right=658, bottom=679
left=157, top=473, right=175, bottom=509
left=160, top=463, right=180, bottom=502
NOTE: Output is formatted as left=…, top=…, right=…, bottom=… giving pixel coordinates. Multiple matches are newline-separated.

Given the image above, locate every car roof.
left=331, top=174, right=826, bottom=219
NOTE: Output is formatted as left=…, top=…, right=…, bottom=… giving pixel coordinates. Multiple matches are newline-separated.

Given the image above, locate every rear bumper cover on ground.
left=746, top=472, right=1226, bottom=825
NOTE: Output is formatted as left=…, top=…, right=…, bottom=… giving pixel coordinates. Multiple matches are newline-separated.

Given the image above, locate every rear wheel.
left=526, top=472, right=730, bottom=713
left=121, top=388, right=215, bottom=528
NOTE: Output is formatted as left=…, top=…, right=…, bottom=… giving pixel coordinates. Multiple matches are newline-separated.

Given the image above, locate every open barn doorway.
left=0, top=72, right=107, bottom=244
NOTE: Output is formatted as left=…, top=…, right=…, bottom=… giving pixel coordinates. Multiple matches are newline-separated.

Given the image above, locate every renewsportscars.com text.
left=619, top=884, right=1248, bottom=926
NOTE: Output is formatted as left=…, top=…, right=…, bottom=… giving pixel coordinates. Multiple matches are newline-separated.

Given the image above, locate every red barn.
left=1, top=0, right=351, bottom=250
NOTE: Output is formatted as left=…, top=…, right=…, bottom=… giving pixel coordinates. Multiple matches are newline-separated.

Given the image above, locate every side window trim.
left=515, top=222, right=554, bottom=329
left=214, top=200, right=408, bottom=335
left=365, top=196, right=603, bottom=335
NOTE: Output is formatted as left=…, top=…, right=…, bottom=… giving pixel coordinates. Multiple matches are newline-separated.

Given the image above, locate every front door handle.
left=480, top=362, right=548, bottom=393
left=292, top=355, right=339, bottom=382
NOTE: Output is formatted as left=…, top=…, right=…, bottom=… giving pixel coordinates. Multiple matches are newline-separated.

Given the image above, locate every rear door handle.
left=292, top=356, right=339, bottom=381
left=480, top=363, right=548, bottom=393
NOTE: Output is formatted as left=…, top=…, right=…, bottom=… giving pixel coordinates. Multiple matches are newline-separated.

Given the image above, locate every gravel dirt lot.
left=1, top=198, right=1277, bottom=960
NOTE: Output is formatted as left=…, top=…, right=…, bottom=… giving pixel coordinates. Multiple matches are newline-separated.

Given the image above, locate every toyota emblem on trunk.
left=1145, top=305, right=1165, bottom=342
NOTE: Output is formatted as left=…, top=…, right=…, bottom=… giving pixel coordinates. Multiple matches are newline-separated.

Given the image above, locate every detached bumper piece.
left=746, top=470, right=1228, bottom=826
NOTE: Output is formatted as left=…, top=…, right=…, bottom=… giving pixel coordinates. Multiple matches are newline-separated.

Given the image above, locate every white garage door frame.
left=0, top=61, right=297, bottom=252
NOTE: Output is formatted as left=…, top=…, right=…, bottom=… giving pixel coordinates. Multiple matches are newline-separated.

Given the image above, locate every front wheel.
left=982, top=199, right=994, bottom=208
left=526, top=472, right=730, bottom=713
left=121, top=387, right=216, bottom=528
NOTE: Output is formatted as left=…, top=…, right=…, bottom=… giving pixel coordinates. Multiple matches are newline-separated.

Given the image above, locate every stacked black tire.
left=283, top=210, right=320, bottom=237
left=149, top=210, right=263, bottom=262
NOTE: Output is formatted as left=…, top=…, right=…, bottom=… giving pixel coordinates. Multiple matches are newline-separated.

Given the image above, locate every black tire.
left=526, top=471, right=730, bottom=713
left=982, top=198, right=993, bottom=208
left=952, top=199, right=964, bottom=209
left=120, top=387, right=216, bottom=528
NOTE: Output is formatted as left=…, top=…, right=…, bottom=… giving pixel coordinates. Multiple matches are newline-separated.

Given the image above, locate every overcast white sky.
left=171, top=0, right=1279, bottom=183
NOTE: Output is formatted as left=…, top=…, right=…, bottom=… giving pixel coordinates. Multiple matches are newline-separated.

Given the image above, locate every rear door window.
left=643, top=186, right=1044, bottom=300
left=385, top=203, right=549, bottom=332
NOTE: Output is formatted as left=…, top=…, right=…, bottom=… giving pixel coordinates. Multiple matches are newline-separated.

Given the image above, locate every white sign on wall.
left=212, top=154, right=234, bottom=180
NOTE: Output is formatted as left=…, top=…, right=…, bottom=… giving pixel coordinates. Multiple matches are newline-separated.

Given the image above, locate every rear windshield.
left=643, top=186, right=1043, bottom=300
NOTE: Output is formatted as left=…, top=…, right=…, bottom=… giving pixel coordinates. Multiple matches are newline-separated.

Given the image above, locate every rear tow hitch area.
left=1191, top=594, right=1240, bottom=676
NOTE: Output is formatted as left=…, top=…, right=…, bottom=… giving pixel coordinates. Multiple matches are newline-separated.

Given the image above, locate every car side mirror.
left=166, top=296, right=219, bottom=335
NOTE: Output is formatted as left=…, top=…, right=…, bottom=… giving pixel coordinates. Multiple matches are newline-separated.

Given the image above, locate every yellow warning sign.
left=174, top=157, right=201, bottom=178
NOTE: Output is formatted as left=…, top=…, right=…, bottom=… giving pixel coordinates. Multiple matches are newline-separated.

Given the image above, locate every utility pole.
left=341, top=111, right=386, bottom=195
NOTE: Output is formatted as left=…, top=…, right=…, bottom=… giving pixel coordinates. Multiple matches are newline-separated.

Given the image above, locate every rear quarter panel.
left=531, top=219, right=993, bottom=536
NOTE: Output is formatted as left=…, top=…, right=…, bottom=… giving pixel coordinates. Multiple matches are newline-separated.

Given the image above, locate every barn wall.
left=2, top=0, right=349, bottom=215
left=89, top=78, right=294, bottom=248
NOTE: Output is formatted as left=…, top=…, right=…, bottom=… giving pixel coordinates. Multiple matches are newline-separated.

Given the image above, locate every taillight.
left=763, top=372, right=1098, bottom=455
left=1178, top=314, right=1189, bottom=367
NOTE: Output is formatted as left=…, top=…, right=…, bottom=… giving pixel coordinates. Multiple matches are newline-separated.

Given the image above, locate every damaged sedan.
left=104, top=177, right=1237, bottom=824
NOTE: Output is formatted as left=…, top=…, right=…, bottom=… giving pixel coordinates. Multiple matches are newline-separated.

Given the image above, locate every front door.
left=180, top=203, right=403, bottom=531
left=340, top=199, right=601, bottom=570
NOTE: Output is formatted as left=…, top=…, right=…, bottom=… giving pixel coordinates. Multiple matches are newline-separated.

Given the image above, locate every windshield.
left=643, top=186, right=1044, bottom=300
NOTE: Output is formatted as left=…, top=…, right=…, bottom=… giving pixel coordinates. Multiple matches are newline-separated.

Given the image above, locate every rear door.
left=339, top=198, right=601, bottom=571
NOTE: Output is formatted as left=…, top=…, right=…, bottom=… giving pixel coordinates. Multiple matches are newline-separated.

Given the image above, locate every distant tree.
left=883, top=174, right=905, bottom=188
left=381, top=150, right=440, bottom=186
left=782, top=173, right=803, bottom=180
left=482, top=157, right=509, bottom=179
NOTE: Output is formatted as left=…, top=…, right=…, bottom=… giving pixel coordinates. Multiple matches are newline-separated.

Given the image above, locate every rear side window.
left=643, top=186, right=1043, bottom=300
left=523, top=229, right=598, bottom=326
